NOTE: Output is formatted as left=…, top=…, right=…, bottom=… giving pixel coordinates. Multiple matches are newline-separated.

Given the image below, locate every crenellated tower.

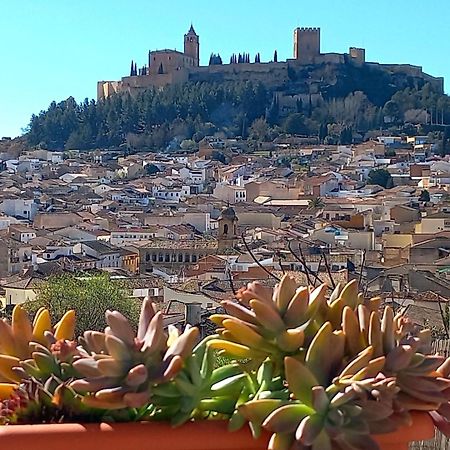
left=293, top=27, right=321, bottom=63
left=184, top=24, right=199, bottom=67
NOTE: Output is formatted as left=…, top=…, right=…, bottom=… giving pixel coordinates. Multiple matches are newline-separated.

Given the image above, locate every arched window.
left=158, top=253, right=164, bottom=262
left=152, top=254, right=157, bottom=262
left=184, top=254, right=190, bottom=263
left=223, top=224, right=229, bottom=235
left=145, top=253, right=151, bottom=262
left=192, top=254, right=197, bottom=263
left=178, top=254, right=183, bottom=263
left=165, top=254, right=170, bottom=262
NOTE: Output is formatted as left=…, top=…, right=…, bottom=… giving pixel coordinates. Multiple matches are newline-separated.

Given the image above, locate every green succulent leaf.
left=285, top=357, right=319, bottom=406
left=263, top=403, right=315, bottom=433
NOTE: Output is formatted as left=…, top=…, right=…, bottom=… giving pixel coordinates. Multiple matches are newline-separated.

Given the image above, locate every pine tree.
left=319, top=123, right=328, bottom=143
left=274, top=50, right=278, bottom=62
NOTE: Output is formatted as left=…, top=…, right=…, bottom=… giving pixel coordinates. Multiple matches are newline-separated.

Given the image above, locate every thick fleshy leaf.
left=273, top=275, right=298, bottom=313
left=285, top=357, right=319, bottom=406
left=263, top=404, right=314, bottom=433
left=312, top=386, right=329, bottom=414
left=311, top=430, right=332, bottom=450
left=268, top=432, right=294, bottom=450
left=295, top=414, right=323, bottom=445
left=239, top=399, right=288, bottom=425
left=305, top=322, right=333, bottom=384
left=137, top=297, right=157, bottom=341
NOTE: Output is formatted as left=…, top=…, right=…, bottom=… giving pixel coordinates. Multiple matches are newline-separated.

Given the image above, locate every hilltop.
left=24, top=25, right=449, bottom=152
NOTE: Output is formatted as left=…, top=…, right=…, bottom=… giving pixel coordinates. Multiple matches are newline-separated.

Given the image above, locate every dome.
left=219, top=207, right=237, bottom=220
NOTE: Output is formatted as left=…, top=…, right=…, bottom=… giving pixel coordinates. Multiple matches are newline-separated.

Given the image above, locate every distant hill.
left=26, top=62, right=450, bottom=152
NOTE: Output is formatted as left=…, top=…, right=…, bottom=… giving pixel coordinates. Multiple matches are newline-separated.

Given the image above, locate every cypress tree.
left=130, top=60, right=134, bottom=76
left=274, top=50, right=278, bottom=62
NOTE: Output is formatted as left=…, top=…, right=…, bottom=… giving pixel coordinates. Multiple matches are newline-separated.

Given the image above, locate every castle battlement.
left=96, top=25, right=444, bottom=101
left=297, top=27, right=320, bottom=32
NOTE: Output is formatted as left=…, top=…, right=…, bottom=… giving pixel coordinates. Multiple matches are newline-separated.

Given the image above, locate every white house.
left=213, top=183, right=247, bottom=204
left=0, top=199, right=39, bottom=221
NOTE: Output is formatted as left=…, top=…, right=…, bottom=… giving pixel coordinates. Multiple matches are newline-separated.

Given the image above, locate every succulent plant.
left=0, top=305, right=76, bottom=397
left=208, top=276, right=328, bottom=371
left=2, top=275, right=450, bottom=450
left=70, top=298, right=199, bottom=410
left=0, top=376, right=102, bottom=425
left=222, top=276, right=450, bottom=449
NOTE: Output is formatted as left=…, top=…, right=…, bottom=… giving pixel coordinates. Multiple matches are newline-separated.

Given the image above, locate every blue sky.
left=1, top=0, right=449, bottom=138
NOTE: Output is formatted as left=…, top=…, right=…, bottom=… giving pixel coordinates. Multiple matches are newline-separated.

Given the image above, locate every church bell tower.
left=218, top=207, right=238, bottom=251
left=184, top=24, right=199, bottom=67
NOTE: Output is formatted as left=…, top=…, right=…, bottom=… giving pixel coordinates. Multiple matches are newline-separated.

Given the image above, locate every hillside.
left=26, top=62, right=450, bottom=152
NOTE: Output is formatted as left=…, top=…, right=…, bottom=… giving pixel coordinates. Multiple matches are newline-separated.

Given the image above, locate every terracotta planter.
left=0, top=412, right=435, bottom=450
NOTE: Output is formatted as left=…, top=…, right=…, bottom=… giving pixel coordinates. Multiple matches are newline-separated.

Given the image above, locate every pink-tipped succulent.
left=71, top=298, right=199, bottom=409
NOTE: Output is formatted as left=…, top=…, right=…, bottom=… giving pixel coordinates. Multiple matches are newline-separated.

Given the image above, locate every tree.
left=249, top=117, right=269, bottom=141
left=25, top=274, right=141, bottom=336
left=273, top=50, right=278, bottom=62
left=146, top=163, right=161, bottom=175
left=441, top=127, right=450, bottom=156
left=284, top=113, right=306, bottom=135
left=308, top=197, right=325, bottom=209
left=367, top=169, right=394, bottom=189
left=419, top=189, right=430, bottom=202
left=383, top=100, right=401, bottom=124
left=339, top=126, right=353, bottom=145
left=319, top=123, right=328, bottom=143
left=266, top=95, right=279, bottom=125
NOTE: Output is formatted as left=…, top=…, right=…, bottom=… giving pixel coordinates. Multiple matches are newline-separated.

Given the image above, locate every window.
left=152, top=254, right=157, bottom=262
left=223, top=224, right=229, bottom=235
left=178, top=254, right=183, bottom=262
left=192, top=254, right=197, bottom=263
left=165, top=254, right=170, bottom=262
left=158, top=253, right=163, bottom=262
left=146, top=253, right=151, bottom=262
left=184, top=254, right=190, bottom=263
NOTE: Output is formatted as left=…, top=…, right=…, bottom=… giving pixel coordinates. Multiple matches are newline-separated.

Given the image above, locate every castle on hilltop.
left=97, top=25, right=443, bottom=101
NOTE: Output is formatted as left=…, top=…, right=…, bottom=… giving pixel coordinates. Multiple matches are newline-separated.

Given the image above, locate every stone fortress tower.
left=97, top=24, right=444, bottom=101
left=184, top=25, right=199, bottom=67
left=293, top=27, right=321, bottom=63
